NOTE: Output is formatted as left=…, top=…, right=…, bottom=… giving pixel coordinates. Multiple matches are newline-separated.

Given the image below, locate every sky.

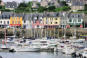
left=3, top=0, right=41, bottom=3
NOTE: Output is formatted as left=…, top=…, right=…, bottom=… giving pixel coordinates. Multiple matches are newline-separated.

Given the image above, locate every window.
left=78, top=19, right=81, bottom=22
left=12, top=21, right=14, bottom=24
left=7, top=21, right=9, bottom=24
left=55, top=18, right=57, bottom=20
left=69, top=19, right=72, bottom=22
left=0, top=21, right=2, bottom=24
left=4, top=21, right=6, bottom=24
left=37, top=25, right=39, bottom=28
left=24, top=20, right=26, bottom=23
left=55, top=22, right=58, bottom=24
left=18, top=21, right=20, bottom=24
left=5, top=15, right=7, bottom=19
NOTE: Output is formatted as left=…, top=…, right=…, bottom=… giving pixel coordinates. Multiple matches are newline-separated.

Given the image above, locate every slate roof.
left=0, top=12, right=14, bottom=19
left=5, top=1, right=18, bottom=8
left=68, top=13, right=83, bottom=19
left=72, top=1, right=84, bottom=6
left=43, top=12, right=59, bottom=17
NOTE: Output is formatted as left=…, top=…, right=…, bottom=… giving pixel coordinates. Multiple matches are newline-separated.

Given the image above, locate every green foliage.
left=15, top=2, right=33, bottom=13
left=0, top=6, right=11, bottom=12
left=38, top=6, right=47, bottom=12
left=0, top=6, right=5, bottom=10
left=55, top=6, right=71, bottom=12
left=27, top=2, right=32, bottom=8
left=18, top=2, right=27, bottom=8
left=84, top=4, right=87, bottom=11
left=0, top=0, right=1, bottom=4
left=14, top=1, right=70, bottom=13
left=37, top=3, right=40, bottom=7
left=47, top=6, right=56, bottom=12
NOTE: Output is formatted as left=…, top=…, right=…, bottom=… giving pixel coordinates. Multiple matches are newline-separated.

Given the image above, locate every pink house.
left=32, top=14, right=44, bottom=29
left=32, top=20, right=44, bottom=28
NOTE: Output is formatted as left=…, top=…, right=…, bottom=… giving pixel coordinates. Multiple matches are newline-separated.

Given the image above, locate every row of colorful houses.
left=0, top=12, right=85, bottom=29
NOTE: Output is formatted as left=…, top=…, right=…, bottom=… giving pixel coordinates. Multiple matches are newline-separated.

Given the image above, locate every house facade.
left=43, top=13, right=60, bottom=28
left=0, top=12, right=13, bottom=28
left=71, top=1, right=84, bottom=11
left=10, top=16, right=23, bottom=27
left=23, top=14, right=32, bottom=29
left=68, top=13, right=84, bottom=26
left=59, top=12, right=69, bottom=28
left=5, top=1, right=18, bottom=10
left=32, top=13, right=44, bottom=28
left=40, top=0, right=59, bottom=7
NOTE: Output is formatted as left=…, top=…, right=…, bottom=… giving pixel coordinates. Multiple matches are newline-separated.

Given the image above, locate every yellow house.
left=43, top=17, right=61, bottom=26
left=10, top=17, right=23, bottom=27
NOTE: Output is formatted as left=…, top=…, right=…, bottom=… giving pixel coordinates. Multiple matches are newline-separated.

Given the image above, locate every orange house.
left=10, top=17, right=23, bottom=27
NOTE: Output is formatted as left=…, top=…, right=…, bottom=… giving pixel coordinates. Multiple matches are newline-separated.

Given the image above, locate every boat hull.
left=10, top=48, right=40, bottom=52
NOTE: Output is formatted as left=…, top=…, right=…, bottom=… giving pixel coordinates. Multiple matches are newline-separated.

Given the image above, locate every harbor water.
left=0, top=52, right=72, bottom=58
left=0, top=40, right=87, bottom=58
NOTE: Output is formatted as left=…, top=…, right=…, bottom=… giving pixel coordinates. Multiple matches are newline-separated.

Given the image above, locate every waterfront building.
left=43, top=12, right=60, bottom=28
left=68, top=13, right=84, bottom=27
left=59, top=12, right=69, bottom=28
left=32, top=13, right=44, bottom=28
left=40, top=0, right=59, bottom=7
left=23, top=14, right=32, bottom=29
left=71, top=1, right=84, bottom=11
left=32, top=1, right=39, bottom=8
left=83, top=14, right=87, bottom=28
left=9, top=14, right=23, bottom=27
left=0, top=12, right=13, bottom=28
left=0, top=1, right=4, bottom=6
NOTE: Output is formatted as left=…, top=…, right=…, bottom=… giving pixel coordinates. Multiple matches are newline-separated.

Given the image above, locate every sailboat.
left=0, top=28, right=9, bottom=49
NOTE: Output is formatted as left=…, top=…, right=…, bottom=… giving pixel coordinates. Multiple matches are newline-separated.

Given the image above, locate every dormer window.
left=39, top=17, right=42, bottom=19
left=78, top=19, right=81, bottom=22
left=13, top=6, right=14, bottom=7
left=8, top=6, right=10, bottom=8
left=5, top=15, right=7, bottom=19
left=2, top=15, right=3, bottom=19
left=4, top=21, right=6, bottom=24
left=7, top=21, right=9, bottom=24
left=78, top=15, right=80, bottom=17
left=34, top=17, right=37, bottom=19
left=24, top=20, right=26, bottom=23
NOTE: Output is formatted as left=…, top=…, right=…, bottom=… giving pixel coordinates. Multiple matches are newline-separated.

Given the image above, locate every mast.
left=4, top=28, right=7, bottom=45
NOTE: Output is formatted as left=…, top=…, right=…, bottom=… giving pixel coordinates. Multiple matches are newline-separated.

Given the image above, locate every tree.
left=38, top=6, right=47, bottom=12
left=18, top=2, right=27, bottom=8
left=55, top=6, right=71, bottom=12
left=37, top=3, right=40, bottom=7
left=0, top=0, right=2, bottom=4
left=47, top=6, right=56, bottom=12
left=84, top=4, right=87, bottom=11
left=27, top=2, right=32, bottom=8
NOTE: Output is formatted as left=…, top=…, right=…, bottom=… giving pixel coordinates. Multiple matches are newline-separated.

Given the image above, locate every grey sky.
left=3, top=0, right=40, bottom=3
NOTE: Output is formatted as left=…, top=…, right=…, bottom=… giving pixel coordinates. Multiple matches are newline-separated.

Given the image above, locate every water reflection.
left=0, top=52, right=72, bottom=58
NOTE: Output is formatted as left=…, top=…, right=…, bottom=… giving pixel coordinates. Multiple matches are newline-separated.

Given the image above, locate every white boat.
left=32, top=38, right=57, bottom=49
left=62, top=45, right=75, bottom=55
left=57, top=43, right=65, bottom=52
left=81, top=48, right=87, bottom=58
left=73, top=39, right=85, bottom=43
left=9, top=44, right=40, bottom=52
